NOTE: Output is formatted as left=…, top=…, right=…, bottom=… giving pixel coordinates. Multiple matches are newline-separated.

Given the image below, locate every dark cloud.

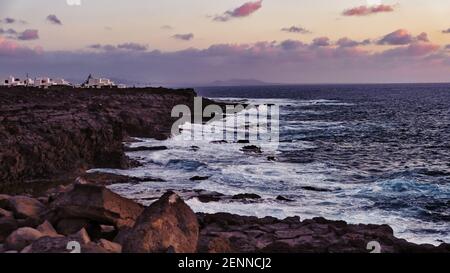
left=378, top=29, right=428, bottom=45
left=117, top=43, right=148, bottom=51
left=46, top=15, right=63, bottom=25
left=336, top=37, right=371, bottom=47
left=214, top=0, right=263, bottom=22
left=281, top=26, right=311, bottom=34
left=343, top=5, right=395, bottom=16
left=280, top=40, right=306, bottom=51
left=0, top=17, right=27, bottom=25
left=312, top=37, right=331, bottom=47
left=0, top=28, right=18, bottom=36
left=173, top=33, right=194, bottom=41
left=17, top=29, right=39, bottom=40
left=1, top=33, right=448, bottom=84
left=443, top=28, right=450, bottom=34
left=88, top=42, right=148, bottom=52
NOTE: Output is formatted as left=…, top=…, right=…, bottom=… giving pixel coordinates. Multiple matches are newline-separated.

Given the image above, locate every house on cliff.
left=82, top=74, right=126, bottom=89
left=1, top=76, right=23, bottom=87
left=83, top=74, right=115, bottom=88
left=1, top=75, right=73, bottom=88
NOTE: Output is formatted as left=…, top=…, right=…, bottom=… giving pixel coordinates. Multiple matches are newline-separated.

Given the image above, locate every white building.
left=82, top=74, right=117, bottom=88
left=33, top=77, right=72, bottom=88
left=0, top=76, right=32, bottom=87
left=34, top=77, right=53, bottom=88
left=52, top=78, right=71, bottom=86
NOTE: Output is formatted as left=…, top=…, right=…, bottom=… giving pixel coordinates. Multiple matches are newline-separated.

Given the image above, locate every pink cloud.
left=214, top=0, right=263, bottom=22
left=380, top=42, right=440, bottom=58
left=0, top=37, right=42, bottom=56
left=343, top=5, right=394, bottom=16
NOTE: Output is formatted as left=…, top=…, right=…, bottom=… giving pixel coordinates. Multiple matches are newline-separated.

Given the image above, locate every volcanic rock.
left=5, top=227, right=44, bottom=251
left=48, top=183, right=144, bottom=229
left=120, top=192, right=199, bottom=253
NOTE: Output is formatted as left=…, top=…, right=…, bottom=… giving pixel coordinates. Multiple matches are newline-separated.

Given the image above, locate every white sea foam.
left=91, top=97, right=448, bottom=246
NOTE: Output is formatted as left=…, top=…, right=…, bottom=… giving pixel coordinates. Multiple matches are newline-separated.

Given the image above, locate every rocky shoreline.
left=0, top=87, right=448, bottom=253
left=0, top=181, right=449, bottom=253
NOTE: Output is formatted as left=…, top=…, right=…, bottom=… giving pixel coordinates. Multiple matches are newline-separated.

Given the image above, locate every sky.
left=1, top=0, right=450, bottom=85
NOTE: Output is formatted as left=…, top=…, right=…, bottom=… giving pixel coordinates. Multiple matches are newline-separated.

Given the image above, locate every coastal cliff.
left=0, top=87, right=200, bottom=192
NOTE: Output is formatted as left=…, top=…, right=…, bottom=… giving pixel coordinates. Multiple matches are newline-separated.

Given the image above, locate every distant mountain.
left=207, top=79, right=279, bottom=87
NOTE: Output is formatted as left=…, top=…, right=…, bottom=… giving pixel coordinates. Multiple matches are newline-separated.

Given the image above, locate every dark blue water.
left=103, top=84, right=449, bottom=245
left=196, top=84, right=450, bottom=241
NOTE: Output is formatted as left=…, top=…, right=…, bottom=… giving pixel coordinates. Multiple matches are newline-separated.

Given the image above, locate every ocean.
left=91, top=83, right=450, bottom=245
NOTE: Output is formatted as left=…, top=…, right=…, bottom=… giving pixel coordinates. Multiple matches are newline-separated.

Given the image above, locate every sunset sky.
left=1, top=0, right=450, bottom=85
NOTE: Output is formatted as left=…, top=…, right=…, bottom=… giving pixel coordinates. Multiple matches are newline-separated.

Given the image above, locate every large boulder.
left=5, top=227, right=44, bottom=251
left=49, top=184, right=144, bottom=229
left=120, top=191, right=199, bottom=253
left=6, top=196, right=46, bottom=221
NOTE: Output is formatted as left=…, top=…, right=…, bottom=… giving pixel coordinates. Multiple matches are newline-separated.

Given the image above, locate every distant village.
left=0, top=74, right=127, bottom=89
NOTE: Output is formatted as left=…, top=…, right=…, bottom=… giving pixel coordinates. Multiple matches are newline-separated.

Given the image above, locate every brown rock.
left=5, top=227, right=44, bottom=251
left=8, top=196, right=46, bottom=220
left=198, top=236, right=234, bottom=253
left=71, top=228, right=91, bottom=245
left=98, top=239, right=122, bottom=253
left=27, top=236, right=108, bottom=253
left=121, top=191, right=199, bottom=253
left=49, top=184, right=144, bottom=229
left=55, top=218, right=90, bottom=236
left=37, top=220, right=61, bottom=238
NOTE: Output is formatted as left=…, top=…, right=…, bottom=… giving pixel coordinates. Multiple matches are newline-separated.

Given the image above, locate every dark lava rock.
left=124, top=145, right=168, bottom=152
left=48, top=183, right=144, bottom=229
left=120, top=191, right=199, bottom=253
left=197, top=213, right=450, bottom=253
left=267, top=156, right=277, bottom=161
left=78, top=172, right=165, bottom=186
left=189, top=176, right=210, bottom=181
left=276, top=195, right=295, bottom=202
left=236, top=140, right=250, bottom=144
left=232, top=193, right=262, bottom=200
left=240, top=145, right=262, bottom=154
left=301, top=186, right=333, bottom=192
left=211, top=140, right=228, bottom=144
left=190, top=146, right=200, bottom=151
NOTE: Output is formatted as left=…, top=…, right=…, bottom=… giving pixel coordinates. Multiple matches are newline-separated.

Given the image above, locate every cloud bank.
left=1, top=30, right=449, bottom=84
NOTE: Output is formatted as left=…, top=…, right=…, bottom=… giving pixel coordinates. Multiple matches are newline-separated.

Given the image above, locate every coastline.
left=0, top=86, right=448, bottom=253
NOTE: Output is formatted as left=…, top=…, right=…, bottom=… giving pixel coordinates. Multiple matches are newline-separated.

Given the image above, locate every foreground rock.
left=1, top=183, right=449, bottom=253
left=198, top=213, right=450, bottom=253
left=120, top=192, right=199, bottom=253
left=48, top=183, right=144, bottom=230
left=5, top=227, right=44, bottom=251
